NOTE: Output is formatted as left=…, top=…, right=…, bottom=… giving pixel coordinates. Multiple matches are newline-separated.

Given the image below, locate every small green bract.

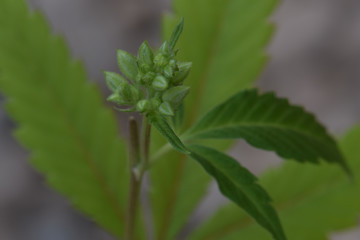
left=105, top=18, right=191, bottom=117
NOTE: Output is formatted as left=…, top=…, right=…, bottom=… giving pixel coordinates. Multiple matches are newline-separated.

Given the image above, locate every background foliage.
left=1, top=1, right=358, bottom=240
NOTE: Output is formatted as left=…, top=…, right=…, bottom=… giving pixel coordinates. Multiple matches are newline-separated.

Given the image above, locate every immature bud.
left=158, top=101, right=174, bottom=116
left=119, top=82, right=141, bottom=103
left=117, top=49, right=139, bottom=81
left=107, top=92, right=123, bottom=105
left=141, top=71, right=156, bottom=85
left=136, top=72, right=143, bottom=84
left=163, top=59, right=178, bottom=79
left=159, top=41, right=170, bottom=55
left=169, top=59, right=177, bottom=69
left=136, top=99, right=151, bottom=113
left=152, top=75, right=168, bottom=91
left=139, top=63, right=152, bottom=73
left=138, top=41, right=154, bottom=68
left=154, top=53, right=168, bottom=69
left=162, top=86, right=190, bottom=107
left=163, top=64, right=174, bottom=79
left=149, top=97, right=161, bottom=109
left=104, top=71, right=127, bottom=92
left=172, top=62, right=192, bottom=84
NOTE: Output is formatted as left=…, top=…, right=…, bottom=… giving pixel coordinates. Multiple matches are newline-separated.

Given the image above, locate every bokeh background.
left=0, top=0, right=360, bottom=239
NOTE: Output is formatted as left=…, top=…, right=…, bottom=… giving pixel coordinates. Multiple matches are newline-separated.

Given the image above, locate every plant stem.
left=125, top=117, right=141, bottom=240
left=125, top=116, right=152, bottom=240
left=141, top=115, right=151, bottom=172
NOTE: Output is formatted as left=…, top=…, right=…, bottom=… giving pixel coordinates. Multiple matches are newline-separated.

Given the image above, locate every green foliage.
left=0, top=0, right=358, bottom=240
left=148, top=114, right=189, bottom=154
left=0, top=0, right=137, bottom=238
left=185, top=89, right=349, bottom=173
left=163, top=0, right=278, bottom=128
left=149, top=0, right=279, bottom=239
left=188, top=125, right=360, bottom=240
left=189, top=145, right=286, bottom=240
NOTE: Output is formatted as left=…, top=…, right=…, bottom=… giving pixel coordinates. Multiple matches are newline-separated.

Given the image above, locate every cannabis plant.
left=0, top=0, right=359, bottom=240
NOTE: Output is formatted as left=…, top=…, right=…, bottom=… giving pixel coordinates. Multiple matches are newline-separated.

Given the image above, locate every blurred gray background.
left=0, top=0, right=360, bottom=239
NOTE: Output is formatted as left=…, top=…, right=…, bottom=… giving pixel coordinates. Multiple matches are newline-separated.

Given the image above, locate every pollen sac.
left=141, top=72, right=156, bottom=85
left=117, top=50, right=139, bottom=81
left=107, top=92, right=123, bottom=105
left=154, top=53, right=169, bottom=69
left=162, top=86, right=190, bottom=108
left=138, top=41, right=154, bottom=68
left=104, top=71, right=127, bottom=92
left=159, top=41, right=170, bottom=56
left=152, top=75, right=169, bottom=91
left=158, top=101, right=174, bottom=116
left=105, top=18, right=191, bottom=117
left=163, top=59, right=178, bottom=79
left=136, top=99, right=151, bottom=113
left=173, top=62, right=192, bottom=84
left=118, top=82, right=141, bottom=104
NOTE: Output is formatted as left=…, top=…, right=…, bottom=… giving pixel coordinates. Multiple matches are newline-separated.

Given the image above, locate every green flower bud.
left=138, top=41, right=154, bottom=68
left=149, top=97, right=161, bottom=109
left=163, top=64, right=174, bottom=79
left=172, top=62, right=192, bottom=84
left=154, top=53, right=169, bottom=69
left=163, top=59, right=178, bottom=79
left=159, top=41, right=170, bottom=55
left=136, top=99, right=151, bottom=113
left=103, top=71, right=127, bottom=92
left=152, top=75, right=168, bottom=91
left=158, top=101, right=174, bottom=116
left=107, top=92, right=124, bottom=105
left=139, top=63, right=152, bottom=73
left=117, top=49, right=139, bottom=81
left=169, top=59, right=177, bottom=69
left=136, top=72, right=143, bottom=84
left=141, top=71, right=156, bottom=85
left=162, top=86, right=190, bottom=107
left=118, top=82, right=141, bottom=103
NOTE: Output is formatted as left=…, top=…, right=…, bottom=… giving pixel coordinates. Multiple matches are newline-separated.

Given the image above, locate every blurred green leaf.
left=188, top=125, right=360, bottom=240
left=189, top=145, right=286, bottom=240
left=150, top=0, right=279, bottom=239
left=185, top=89, right=350, bottom=173
left=163, top=0, right=278, bottom=128
left=0, top=0, right=140, bottom=238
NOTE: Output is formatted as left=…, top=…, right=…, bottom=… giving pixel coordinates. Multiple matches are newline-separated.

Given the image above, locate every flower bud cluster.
left=104, top=19, right=191, bottom=117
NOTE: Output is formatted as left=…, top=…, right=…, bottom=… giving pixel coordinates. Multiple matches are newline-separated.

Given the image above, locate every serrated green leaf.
left=188, top=125, right=360, bottom=240
left=163, top=0, right=278, bottom=128
left=148, top=114, right=189, bottom=154
left=185, top=89, right=350, bottom=173
left=0, top=1, right=143, bottom=238
left=188, top=145, right=286, bottom=240
left=149, top=1, right=279, bottom=239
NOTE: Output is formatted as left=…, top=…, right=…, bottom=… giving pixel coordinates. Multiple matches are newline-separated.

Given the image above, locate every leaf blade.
left=189, top=126, right=360, bottom=240
left=163, top=0, right=278, bottom=128
left=0, top=1, right=138, bottom=237
left=148, top=114, right=189, bottom=154
left=188, top=145, right=286, bottom=240
left=186, top=89, right=349, bottom=172
left=149, top=0, right=280, bottom=238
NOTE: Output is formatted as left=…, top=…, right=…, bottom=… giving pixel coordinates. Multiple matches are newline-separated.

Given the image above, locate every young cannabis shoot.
left=104, top=18, right=191, bottom=118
